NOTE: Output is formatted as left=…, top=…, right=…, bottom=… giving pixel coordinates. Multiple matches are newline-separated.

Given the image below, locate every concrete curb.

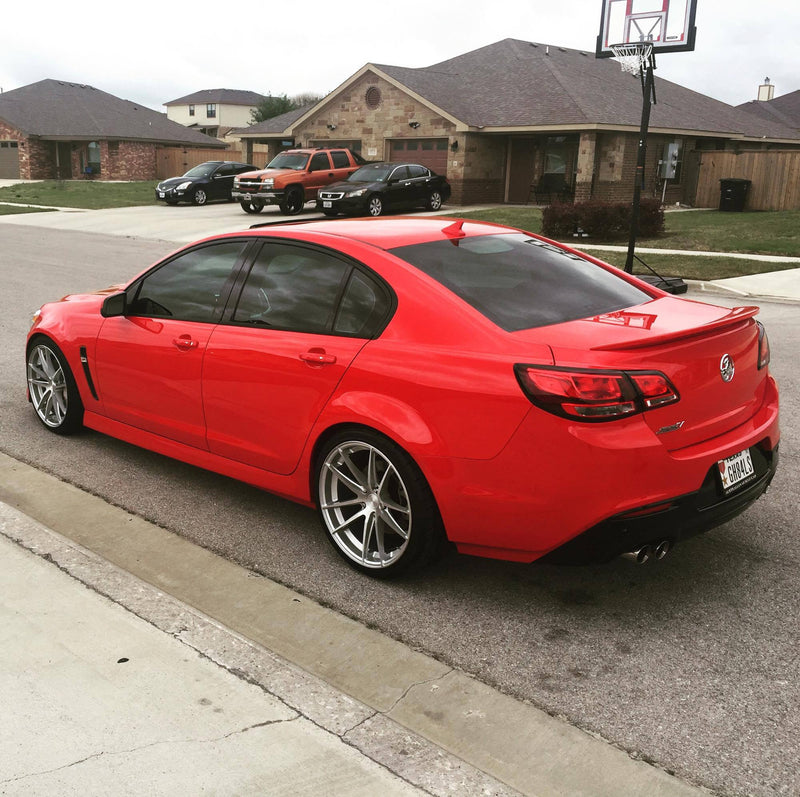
left=0, top=451, right=708, bottom=797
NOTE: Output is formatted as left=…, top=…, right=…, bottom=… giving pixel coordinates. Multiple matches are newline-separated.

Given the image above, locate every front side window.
left=309, top=152, right=331, bottom=171
left=128, top=241, right=247, bottom=323
left=390, top=234, right=650, bottom=331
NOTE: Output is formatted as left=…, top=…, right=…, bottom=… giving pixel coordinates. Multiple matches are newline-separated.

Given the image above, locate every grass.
left=0, top=204, right=57, bottom=216
left=443, top=206, right=800, bottom=279
left=0, top=180, right=159, bottom=209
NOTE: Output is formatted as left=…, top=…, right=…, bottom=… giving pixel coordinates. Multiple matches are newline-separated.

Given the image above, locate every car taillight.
left=514, top=364, right=679, bottom=421
left=757, top=321, right=770, bottom=370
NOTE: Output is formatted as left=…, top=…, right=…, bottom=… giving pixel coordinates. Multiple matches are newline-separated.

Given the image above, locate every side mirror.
left=101, top=292, right=127, bottom=318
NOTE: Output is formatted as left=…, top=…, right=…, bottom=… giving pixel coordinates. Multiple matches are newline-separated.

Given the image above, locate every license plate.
left=158, top=192, right=164, bottom=198
left=323, top=201, right=332, bottom=208
left=717, top=448, right=755, bottom=493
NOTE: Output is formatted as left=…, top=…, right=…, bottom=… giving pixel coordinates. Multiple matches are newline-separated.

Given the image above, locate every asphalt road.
left=1, top=219, right=798, bottom=797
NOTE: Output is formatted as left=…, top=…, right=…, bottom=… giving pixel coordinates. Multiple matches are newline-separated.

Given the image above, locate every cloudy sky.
left=1, top=0, right=797, bottom=111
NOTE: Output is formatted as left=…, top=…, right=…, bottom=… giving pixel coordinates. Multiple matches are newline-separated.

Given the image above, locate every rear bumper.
left=541, top=441, right=779, bottom=563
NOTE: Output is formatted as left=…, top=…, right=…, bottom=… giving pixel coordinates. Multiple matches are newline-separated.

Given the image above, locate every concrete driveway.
left=0, top=199, right=324, bottom=243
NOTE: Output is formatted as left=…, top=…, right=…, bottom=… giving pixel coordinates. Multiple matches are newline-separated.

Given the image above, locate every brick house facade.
left=0, top=80, right=226, bottom=181
left=235, top=39, right=800, bottom=207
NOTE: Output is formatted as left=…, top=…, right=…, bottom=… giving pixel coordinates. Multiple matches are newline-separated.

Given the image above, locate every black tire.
left=315, top=428, right=444, bottom=578
left=279, top=187, right=305, bottom=216
left=26, top=337, right=84, bottom=435
left=367, top=195, right=383, bottom=217
left=323, top=210, right=338, bottom=217
left=426, top=190, right=443, bottom=211
left=192, top=188, right=208, bottom=206
left=240, top=200, right=264, bottom=214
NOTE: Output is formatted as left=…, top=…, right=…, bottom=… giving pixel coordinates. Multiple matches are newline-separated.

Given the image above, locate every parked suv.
left=232, top=148, right=366, bottom=215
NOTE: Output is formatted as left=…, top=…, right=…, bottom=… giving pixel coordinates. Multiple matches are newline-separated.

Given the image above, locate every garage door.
left=0, top=141, right=20, bottom=179
left=390, top=138, right=448, bottom=174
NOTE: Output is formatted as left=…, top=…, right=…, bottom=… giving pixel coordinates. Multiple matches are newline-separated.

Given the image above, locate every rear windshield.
left=390, top=233, right=651, bottom=331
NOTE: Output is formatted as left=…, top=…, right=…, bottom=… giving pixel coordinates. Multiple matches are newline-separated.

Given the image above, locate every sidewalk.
left=0, top=453, right=707, bottom=797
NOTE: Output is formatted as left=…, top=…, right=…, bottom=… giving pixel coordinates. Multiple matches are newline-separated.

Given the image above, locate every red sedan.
left=25, top=218, right=780, bottom=576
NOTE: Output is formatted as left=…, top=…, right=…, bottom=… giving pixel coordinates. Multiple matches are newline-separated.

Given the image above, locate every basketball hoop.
left=610, top=42, right=653, bottom=74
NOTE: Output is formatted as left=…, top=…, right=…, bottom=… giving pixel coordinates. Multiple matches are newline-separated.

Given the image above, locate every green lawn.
left=0, top=204, right=58, bottom=216
left=0, top=180, right=159, bottom=210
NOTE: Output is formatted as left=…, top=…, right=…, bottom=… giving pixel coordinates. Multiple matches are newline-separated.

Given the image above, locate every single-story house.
left=0, top=79, right=226, bottom=181
left=235, top=39, right=800, bottom=206
left=737, top=89, right=800, bottom=133
left=164, top=89, right=267, bottom=140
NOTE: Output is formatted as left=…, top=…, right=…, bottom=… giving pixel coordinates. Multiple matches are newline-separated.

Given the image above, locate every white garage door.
left=0, top=141, right=20, bottom=179
left=389, top=139, right=449, bottom=174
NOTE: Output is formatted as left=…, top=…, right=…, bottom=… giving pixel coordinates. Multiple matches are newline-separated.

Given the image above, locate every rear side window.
left=331, top=150, right=350, bottom=168
left=390, top=233, right=650, bottom=331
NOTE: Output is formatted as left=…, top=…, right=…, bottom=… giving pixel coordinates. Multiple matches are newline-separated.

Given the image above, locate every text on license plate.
left=158, top=192, right=164, bottom=198
left=323, top=201, right=332, bottom=208
left=718, top=448, right=754, bottom=492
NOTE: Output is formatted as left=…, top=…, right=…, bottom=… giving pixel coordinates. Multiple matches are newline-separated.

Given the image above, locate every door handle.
left=300, top=351, right=337, bottom=365
left=173, top=336, right=198, bottom=351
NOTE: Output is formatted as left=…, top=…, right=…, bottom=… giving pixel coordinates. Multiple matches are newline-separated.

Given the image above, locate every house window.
left=108, top=141, right=119, bottom=155
left=86, top=141, right=101, bottom=175
left=189, top=104, right=195, bottom=117
left=206, top=104, right=216, bottom=118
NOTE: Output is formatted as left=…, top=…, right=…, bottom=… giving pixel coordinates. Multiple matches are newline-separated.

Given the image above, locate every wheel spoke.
left=362, top=513, right=376, bottom=563
left=379, top=507, right=409, bottom=539
left=327, top=459, right=366, bottom=497
left=321, top=497, right=364, bottom=510
left=330, top=506, right=369, bottom=536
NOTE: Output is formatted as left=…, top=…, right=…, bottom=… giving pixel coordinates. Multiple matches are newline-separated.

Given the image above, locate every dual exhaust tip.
left=621, top=539, right=672, bottom=564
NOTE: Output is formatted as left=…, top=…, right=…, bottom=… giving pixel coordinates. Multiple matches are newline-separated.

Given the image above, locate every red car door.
left=93, top=240, right=249, bottom=449
left=202, top=240, right=390, bottom=474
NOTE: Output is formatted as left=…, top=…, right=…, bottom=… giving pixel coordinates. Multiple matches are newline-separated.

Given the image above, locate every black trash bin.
left=719, top=178, right=751, bottom=211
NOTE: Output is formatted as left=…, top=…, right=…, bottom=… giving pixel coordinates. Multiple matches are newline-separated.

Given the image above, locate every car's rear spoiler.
left=591, top=306, right=760, bottom=351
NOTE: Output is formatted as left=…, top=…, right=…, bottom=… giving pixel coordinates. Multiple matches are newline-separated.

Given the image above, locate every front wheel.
left=315, top=429, right=444, bottom=577
left=279, top=187, right=305, bottom=216
left=26, top=338, right=84, bottom=435
left=367, top=195, right=383, bottom=217
left=192, top=188, right=208, bottom=206
left=426, top=191, right=443, bottom=211
left=240, top=199, right=264, bottom=214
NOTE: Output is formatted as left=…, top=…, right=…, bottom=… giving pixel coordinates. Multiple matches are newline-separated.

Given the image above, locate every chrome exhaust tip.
left=621, top=545, right=653, bottom=565
left=654, top=539, right=672, bottom=560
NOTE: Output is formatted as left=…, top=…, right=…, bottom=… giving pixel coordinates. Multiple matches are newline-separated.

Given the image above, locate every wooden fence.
left=693, top=149, right=800, bottom=211
left=155, top=146, right=271, bottom=178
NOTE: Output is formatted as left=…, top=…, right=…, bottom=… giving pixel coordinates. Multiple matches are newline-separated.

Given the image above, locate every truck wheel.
left=240, top=200, right=264, bottom=214
left=279, top=187, right=304, bottom=216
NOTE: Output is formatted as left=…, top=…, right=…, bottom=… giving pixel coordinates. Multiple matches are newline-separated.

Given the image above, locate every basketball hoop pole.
left=624, top=51, right=657, bottom=273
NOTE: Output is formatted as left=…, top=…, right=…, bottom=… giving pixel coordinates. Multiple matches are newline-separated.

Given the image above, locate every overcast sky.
left=1, top=0, right=797, bottom=112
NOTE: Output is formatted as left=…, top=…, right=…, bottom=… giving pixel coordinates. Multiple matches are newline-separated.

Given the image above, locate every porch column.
left=574, top=132, right=597, bottom=203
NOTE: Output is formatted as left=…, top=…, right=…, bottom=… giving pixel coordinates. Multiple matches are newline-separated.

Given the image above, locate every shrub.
left=541, top=199, right=664, bottom=240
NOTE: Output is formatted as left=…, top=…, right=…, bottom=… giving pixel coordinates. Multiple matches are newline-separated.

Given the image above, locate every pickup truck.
left=232, top=148, right=367, bottom=215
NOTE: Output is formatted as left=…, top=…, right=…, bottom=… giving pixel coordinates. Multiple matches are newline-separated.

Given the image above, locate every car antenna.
left=442, top=220, right=466, bottom=238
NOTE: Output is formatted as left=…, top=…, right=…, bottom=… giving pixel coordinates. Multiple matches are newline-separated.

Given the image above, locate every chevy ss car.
left=26, top=218, right=779, bottom=576
left=316, top=162, right=451, bottom=217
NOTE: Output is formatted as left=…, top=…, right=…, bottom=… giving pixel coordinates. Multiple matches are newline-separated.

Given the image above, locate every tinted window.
left=407, top=165, right=427, bottom=179
left=331, top=150, right=350, bottom=168
left=309, top=152, right=331, bottom=171
left=233, top=244, right=350, bottom=333
left=334, top=270, right=392, bottom=337
left=128, top=241, right=247, bottom=323
left=390, top=234, right=651, bottom=331
left=266, top=152, right=309, bottom=170
left=349, top=163, right=393, bottom=182
left=390, top=165, right=410, bottom=181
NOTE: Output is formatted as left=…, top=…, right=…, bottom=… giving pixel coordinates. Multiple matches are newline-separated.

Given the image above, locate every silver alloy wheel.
left=194, top=189, right=207, bottom=205
left=319, top=441, right=412, bottom=569
left=428, top=191, right=442, bottom=210
left=368, top=196, right=383, bottom=216
left=27, top=344, right=68, bottom=428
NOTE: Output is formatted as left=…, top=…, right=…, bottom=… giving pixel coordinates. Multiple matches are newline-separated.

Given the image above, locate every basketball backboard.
left=596, top=0, right=697, bottom=57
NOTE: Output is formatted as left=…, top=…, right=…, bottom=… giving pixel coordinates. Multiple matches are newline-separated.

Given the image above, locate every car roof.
left=243, top=217, right=517, bottom=250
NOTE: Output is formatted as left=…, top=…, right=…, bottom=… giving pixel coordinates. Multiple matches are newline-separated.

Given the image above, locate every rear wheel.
left=26, top=338, right=84, bottom=435
left=240, top=199, right=264, bottom=214
left=279, top=187, right=304, bottom=215
left=367, top=195, right=383, bottom=217
left=427, top=190, right=443, bottom=211
left=192, top=188, right=208, bottom=206
left=315, top=428, right=444, bottom=577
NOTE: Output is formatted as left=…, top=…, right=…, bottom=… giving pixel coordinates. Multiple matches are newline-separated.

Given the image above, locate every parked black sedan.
left=155, top=161, right=256, bottom=206
left=316, top=162, right=451, bottom=217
